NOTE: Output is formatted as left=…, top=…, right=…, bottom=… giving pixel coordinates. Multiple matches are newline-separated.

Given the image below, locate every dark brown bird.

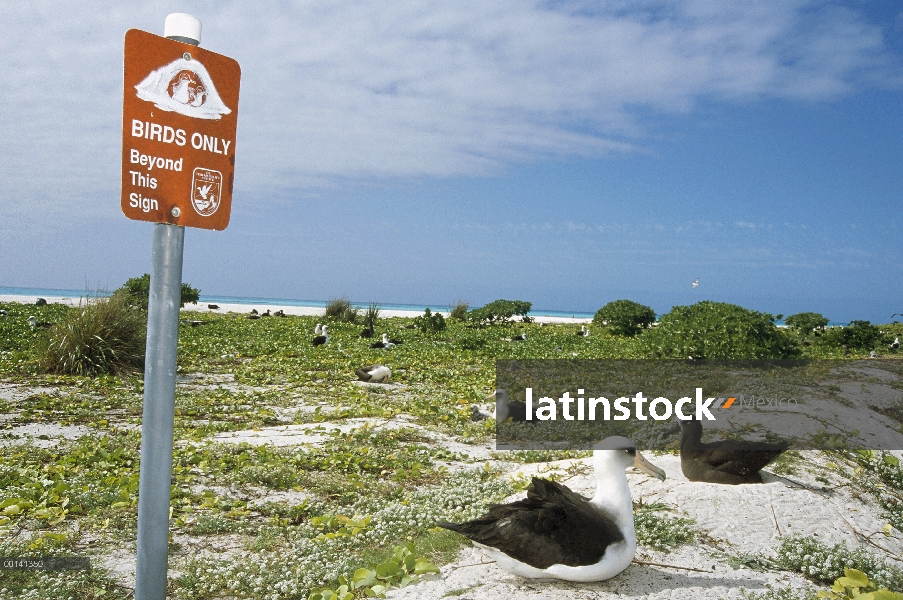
left=672, top=417, right=788, bottom=484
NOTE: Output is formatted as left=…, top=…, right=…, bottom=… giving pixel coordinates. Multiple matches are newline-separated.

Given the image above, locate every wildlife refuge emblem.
left=191, top=168, right=222, bottom=216
left=135, top=56, right=232, bottom=120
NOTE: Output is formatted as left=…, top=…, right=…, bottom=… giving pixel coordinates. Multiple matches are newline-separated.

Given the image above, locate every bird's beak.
left=633, top=451, right=666, bottom=481
left=665, top=419, right=682, bottom=436
left=485, top=391, right=497, bottom=402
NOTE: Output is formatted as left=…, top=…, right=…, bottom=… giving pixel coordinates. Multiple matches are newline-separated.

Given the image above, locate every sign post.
left=122, top=13, right=240, bottom=600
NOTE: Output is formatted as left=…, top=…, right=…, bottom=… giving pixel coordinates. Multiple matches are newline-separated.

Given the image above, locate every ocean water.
left=0, top=286, right=596, bottom=320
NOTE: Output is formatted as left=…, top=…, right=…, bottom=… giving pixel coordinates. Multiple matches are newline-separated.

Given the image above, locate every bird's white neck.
left=591, top=466, right=635, bottom=544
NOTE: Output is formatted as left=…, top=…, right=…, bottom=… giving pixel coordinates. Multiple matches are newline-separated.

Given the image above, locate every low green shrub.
left=642, top=300, right=800, bottom=359
left=113, top=273, right=200, bottom=310
left=785, top=312, right=830, bottom=335
left=414, top=308, right=446, bottom=334
left=468, top=299, right=531, bottom=325
left=824, top=320, right=883, bottom=351
left=593, top=299, right=656, bottom=336
left=37, top=295, right=145, bottom=376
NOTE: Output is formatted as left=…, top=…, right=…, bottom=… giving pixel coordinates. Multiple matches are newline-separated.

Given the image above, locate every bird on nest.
left=355, top=364, right=391, bottom=383
left=891, top=337, right=900, bottom=350
left=312, top=325, right=329, bottom=346
left=669, top=416, right=788, bottom=484
left=439, top=436, right=665, bottom=581
left=28, top=316, right=53, bottom=330
left=489, top=389, right=529, bottom=422
left=576, top=325, right=590, bottom=337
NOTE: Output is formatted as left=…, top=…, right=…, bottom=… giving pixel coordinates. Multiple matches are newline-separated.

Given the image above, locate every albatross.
left=355, top=364, right=391, bottom=383
left=491, top=389, right=529, bottom=422
left=312, top=325, right=329, bottom=346
left=576, top=325, right=590, bottom=337
left=370, top=333, right=395, bottom=349
left=439, top=436, right=665, bottom=581
left=671, top=417, right=788, bottom=484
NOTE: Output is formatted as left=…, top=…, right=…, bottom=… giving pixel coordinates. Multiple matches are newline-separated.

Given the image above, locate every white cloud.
left=0, top=0, right=897, bottom=217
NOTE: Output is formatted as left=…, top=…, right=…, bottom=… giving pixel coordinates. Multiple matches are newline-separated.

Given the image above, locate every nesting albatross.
left=671, top=416, right=788, bottom=484
left=355, top=364, right=391, bottom=383
left=439, top=436, right=665, bottom=581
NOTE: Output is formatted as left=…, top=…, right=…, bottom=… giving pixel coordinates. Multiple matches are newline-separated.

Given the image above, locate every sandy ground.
left=0, top=294, right=592, bottom=324
left=384, top=452, right=894, bottom=599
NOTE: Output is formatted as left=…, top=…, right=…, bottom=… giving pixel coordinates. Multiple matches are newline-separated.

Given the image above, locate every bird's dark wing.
left=439, top=477, right=623, bottom=569
left=694, top=440, right=788, bottom=475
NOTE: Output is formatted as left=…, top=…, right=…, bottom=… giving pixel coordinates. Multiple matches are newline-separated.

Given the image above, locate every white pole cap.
left=164, top=13, right=202, bottom=44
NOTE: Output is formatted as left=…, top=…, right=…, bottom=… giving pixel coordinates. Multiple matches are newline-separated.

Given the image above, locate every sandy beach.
left=0, top=294, right=592, bottom=324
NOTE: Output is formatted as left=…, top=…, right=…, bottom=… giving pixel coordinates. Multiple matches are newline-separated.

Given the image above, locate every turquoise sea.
left=0, top=286, right=596, bottom=320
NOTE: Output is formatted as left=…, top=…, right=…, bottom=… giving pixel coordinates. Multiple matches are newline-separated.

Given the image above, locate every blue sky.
left=1, top=1, right=901, bottom=322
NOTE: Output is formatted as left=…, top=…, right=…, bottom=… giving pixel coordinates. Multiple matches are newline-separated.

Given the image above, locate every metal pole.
left=134, top=13, right=199, bottom=600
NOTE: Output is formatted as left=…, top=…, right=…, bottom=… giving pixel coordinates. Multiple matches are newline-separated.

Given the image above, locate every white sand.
left=0, top=294, right=592, bottom=324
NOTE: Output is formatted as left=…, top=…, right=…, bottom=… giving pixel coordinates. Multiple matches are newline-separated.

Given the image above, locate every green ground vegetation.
left=1, top=299, right=902, bottom=598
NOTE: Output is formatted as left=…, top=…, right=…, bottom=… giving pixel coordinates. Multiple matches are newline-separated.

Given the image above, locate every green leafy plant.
left=642, top=300, right=801, bottom=359
left=414, top=308, right=446, bottom=334
left=593, top=299, right=656, bottom=336
left=113, top=273, right=200, bottom=310
left=308, top=543, right=439, bottom=599
left=449, top=300, right=469, bottom=321
left=325, top=297, right=360, bottom=324
left=824, top=320, right=883, bottom=351
left=37, top=295, right=145, bottom=376
left=467, top=299, right=532, bottom=325
left=785, top=312, right=830, bottom=335
left=818, top=568, right=903, bottom=599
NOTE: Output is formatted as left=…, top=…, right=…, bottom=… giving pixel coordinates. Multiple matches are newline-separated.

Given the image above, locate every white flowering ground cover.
left=1, top=302, right=903, bottom=600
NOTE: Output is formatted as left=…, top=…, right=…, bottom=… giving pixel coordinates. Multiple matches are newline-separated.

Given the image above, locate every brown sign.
left=122, top=29, right=240, bottom=230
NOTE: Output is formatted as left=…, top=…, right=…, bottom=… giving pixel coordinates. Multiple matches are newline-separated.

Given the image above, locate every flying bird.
left=692, top=278, right=700, bottom=288
left=438, top=437, right=665, bottom=581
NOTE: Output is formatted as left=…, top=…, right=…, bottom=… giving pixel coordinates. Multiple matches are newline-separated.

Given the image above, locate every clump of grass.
left=38, top=295, right=145, bottom=376
left=325, top=297, right=359, bottom=323
left=449, top=300, right=469, bottom=321
left=364, top=302, right=380, bottom=330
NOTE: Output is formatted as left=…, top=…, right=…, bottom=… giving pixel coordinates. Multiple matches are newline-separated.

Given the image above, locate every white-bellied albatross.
left=314, top=323, right=322, bottom=335
left=576, top=325, right=590, bottom=337
left=370, top=333, right=394, bottom=349
left=355, top=364, right=391, bottom=383
left=312, top=325, right=329, bottom=346
left=439, top=436, right=665, bottom=581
